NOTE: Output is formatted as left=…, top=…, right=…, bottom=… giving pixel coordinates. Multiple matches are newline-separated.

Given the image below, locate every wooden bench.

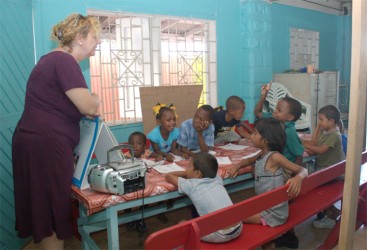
left=145, top=152, right=367, bottom=250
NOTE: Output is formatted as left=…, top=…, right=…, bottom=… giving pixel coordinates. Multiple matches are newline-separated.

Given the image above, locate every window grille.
left=88, top=10, right=217, bottom=125
left=290, top=28, right=319, bottom=70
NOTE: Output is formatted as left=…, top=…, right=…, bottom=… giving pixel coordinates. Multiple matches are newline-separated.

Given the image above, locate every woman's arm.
left=66, top=88, right=100, bottom=116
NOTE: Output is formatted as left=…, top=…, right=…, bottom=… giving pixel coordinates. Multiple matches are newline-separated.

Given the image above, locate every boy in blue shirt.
left=177, top=105, right=215, bottom=158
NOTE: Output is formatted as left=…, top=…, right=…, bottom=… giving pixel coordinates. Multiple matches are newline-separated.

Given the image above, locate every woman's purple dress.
left=12, top=51, right=87, bottom=242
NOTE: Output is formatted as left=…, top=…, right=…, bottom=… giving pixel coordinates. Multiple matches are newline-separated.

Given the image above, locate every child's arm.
left=294, top=155, right=303, bottom=166
left=194, top=120, right=213, bottom=153
left=197, top=130, right=210, bottom=153
left=270, top=152, right=308, bottom=196
left=165, top=171, right=187, bottom=187
left=236, top=126, right=252, bottom=139
left=303, top=123, right=321, bottom=146
left=303, top=142, right=330, bottom=155
left=228, top=152, right=260, bottom=178
left=179, top=145, right=195, bottom=157
left=254, top=83, right=271, bottom=118
left=150, top=141, right=173, bottom=162
left=171, top=140, right=190, bottom=159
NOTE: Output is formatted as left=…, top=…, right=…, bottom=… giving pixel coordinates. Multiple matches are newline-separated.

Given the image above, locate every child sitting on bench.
left=303, top=105, right=345, bottom=229
left=230, top=118, right=307, bottom=249
left=165, top=152, right=242, bottom=243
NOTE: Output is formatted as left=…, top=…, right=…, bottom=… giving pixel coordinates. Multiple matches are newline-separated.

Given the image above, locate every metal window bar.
left=88, top=10, right=216, bottom=125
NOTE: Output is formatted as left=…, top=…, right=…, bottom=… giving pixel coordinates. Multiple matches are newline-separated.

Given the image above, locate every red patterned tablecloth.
left=71, top=139, right=259, bottom=215
left=72, top=136, right=313, bottom=216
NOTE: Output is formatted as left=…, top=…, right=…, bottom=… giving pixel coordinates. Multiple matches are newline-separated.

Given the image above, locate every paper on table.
left=153, top=162, right=185, bottom=174
left=142, top=159, right=164, bottom=167
left=241, top=150, right=262, bottom=159
left=216, top=157, right=232, bottom=165
left=218, top=143, right=249, bottom=151
left=170, top=153, right=185, bottom=162
left=191, top=149, right=216, bottom=155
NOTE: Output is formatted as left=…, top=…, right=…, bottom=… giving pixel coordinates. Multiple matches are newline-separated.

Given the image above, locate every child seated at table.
left=303, top=105, right=345, bottom=229
left=230, top=117, right=307, bottom=249
left=124, top=131, right=162, bottom=160
left=148, top=103, right=184, bottom=162
left=254, top=84, right=305, bottom=248
left=177, top=105, right=215, bottom=158
left=212, top=96, right=253, bottom=144
left=165, top=152, right=243, bottom=243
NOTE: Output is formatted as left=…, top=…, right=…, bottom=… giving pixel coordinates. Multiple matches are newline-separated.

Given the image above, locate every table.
left=72, top=138, right=314, bottom=249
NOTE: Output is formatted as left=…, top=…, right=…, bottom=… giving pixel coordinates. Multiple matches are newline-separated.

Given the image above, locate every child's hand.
left=182, top=152, right=190, bottom=159
left=195, top=120, right=210, bottom=132
left=155, top=154, right=164, bottom=162
left=228, top=164, right=241, bottom=179
left=165, top=154, right=174, bottom=162
left=286, top=175, right=302, bottom=196
left=260, top=81, right=272, bottom=97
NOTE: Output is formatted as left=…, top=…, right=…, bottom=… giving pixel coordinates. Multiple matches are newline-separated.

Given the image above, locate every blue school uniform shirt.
left=177, top=118, right=215, bottom=150
left=147, top=126, right=179, bottom=153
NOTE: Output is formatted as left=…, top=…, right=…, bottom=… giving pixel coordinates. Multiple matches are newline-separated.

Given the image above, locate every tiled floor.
left=23, top=163, right=367, bottom=250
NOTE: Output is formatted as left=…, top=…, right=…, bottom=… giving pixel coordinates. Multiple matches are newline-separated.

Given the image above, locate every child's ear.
left=287, top=114, right=295, bottom=122
left=194, top=169, right=203, bottom=178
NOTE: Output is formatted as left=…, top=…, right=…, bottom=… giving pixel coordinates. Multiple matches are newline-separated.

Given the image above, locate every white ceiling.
left=273, top=0, right=353, bottom=15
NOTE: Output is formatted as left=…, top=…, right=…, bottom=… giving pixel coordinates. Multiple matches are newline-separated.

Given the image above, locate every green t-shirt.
left=316, top=129, right=345, bottom=169
left=262, top=112, right=304, bottom=162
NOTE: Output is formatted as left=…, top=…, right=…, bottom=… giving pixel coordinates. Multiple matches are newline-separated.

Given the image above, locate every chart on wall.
left=140, top=85, right=203, bottom=134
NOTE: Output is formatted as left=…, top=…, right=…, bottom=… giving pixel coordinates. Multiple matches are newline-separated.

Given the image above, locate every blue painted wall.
left=272, top=3, right=342, bottom=73
left=1, top=0, right=352, bottom=248
left=32, top=0, right=243, bottom=141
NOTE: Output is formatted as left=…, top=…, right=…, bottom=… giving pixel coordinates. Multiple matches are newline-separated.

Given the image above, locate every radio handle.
left=107, top=144, right=135, bottom=164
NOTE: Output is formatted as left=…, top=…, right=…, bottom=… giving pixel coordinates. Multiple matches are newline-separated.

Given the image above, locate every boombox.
left=88, top=145, right=146, bottom=195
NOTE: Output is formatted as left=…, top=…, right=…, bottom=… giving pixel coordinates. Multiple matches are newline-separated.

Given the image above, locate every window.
left=88, top=10, right=217, bottom=125
left=289, top=28, right=319, bottom=70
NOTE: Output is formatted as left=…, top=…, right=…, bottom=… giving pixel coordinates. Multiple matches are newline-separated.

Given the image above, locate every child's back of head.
left=254, top=117, right=286, bottom=152
left=282, top=97, right=302, bottom=121
left=192, top=152, right=218, bottom=178
left=226, top=96, right=245, bottom=111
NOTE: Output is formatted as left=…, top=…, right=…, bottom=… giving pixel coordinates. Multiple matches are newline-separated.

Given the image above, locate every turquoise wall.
left=32, top=0, right=242, bottom=141
left=272, top=3, right=343, bottom=73
left=1, top=0, right=352, bottom=248
left=1, top=1, right=35, bottom=249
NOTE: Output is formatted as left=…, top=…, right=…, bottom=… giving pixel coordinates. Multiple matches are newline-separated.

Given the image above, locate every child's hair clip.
left=213, top=106, right=224, bottom=112
left=169, top=104, right=178, bottom=118
left=153, top=102, right=166, bottom=116
left=169, top=104, right=176, bottom=110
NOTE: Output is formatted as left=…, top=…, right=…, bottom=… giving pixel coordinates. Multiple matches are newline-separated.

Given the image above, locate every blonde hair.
left=51, top=13, right=100, bottom=50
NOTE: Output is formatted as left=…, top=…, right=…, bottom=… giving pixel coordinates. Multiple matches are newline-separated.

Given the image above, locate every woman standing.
left=12, top=13, right=101, bottom=249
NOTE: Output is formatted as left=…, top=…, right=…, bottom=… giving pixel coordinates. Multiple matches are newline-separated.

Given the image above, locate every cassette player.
left=88, top=144, right=146, bottom=195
